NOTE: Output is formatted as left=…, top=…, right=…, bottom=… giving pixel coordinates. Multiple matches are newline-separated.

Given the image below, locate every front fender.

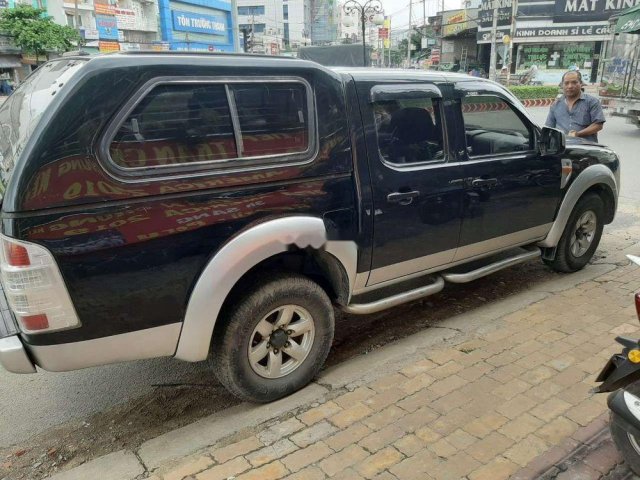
left=175, top=216, right=327, bottom=362
left=538, top=164, right=618, bottom=248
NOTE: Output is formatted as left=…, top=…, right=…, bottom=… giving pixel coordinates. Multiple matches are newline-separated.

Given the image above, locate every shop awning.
left=0, top=55, right=20, bottom=68
left=615, top=4, right=640, bottom=33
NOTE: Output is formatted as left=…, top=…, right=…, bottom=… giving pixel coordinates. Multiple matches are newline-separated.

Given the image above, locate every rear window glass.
left=110, top=84, right=237, bottom=168
left=109, top=81, right=311, bottom=171
left=230, top=83, right=309, bottom=157
left=0, top=59, right=87, bottom=200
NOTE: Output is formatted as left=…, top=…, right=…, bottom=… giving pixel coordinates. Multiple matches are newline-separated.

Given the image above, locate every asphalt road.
left=0, top=106, right=638, bottom=449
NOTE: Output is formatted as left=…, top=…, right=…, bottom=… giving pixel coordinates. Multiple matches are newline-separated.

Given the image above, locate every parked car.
left=0, top=53, right=620, bottom=402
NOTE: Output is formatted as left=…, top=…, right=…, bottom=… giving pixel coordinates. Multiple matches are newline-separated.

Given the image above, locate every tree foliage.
left=0, top=6, right=80, bottom=60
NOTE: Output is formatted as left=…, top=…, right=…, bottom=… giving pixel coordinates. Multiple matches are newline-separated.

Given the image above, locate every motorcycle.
left=595, top=254, right=640, bottom=474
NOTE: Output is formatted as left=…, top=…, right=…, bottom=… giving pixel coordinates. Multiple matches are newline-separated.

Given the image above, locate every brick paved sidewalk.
left=138, top=259, right=640, bottom=480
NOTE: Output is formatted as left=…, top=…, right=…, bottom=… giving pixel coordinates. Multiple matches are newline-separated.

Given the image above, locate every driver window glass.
left=461, top=95, right=533, bottom=157
left=373, top=96, right=444, bottom=164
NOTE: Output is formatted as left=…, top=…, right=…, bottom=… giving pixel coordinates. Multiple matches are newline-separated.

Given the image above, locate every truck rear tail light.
left=636, top=293, right=640, bottom=322
left=0, top=234, right=80, bottom=334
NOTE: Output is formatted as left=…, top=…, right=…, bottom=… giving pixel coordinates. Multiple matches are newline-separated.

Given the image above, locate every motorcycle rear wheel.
left=610, top=411, right=640, bottom=475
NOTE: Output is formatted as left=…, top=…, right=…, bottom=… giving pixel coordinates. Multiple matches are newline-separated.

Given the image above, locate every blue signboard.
left=172, top=10, right=226, bottom=35
left=96, top=14, right=118, bottom=40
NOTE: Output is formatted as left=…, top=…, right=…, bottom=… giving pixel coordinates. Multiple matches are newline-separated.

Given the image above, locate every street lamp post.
left=342, top=0, right=384, bottom=67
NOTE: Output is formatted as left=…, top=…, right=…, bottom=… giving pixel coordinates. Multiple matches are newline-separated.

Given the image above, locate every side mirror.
left=540, top=126, right=566, bottom=156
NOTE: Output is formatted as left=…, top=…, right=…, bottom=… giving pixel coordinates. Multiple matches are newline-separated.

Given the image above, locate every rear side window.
left=108, top=80, right=311, bottom=171
left=373, top=97, right=444, bottom=164
left=110, top=84, right=236, bottom=168
left=230, top=83, right=309, bottom=157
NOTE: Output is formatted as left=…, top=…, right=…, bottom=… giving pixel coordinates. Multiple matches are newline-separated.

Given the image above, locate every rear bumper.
left=0, top=335, right=36, bottom=373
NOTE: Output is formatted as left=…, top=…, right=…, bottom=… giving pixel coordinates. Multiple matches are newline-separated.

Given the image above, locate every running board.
left=442, top=249, right=541, bottom=284
left=342, top=276, right=445, bottom=315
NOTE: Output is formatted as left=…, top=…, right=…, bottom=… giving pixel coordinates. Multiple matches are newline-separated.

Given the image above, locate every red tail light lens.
left=4, top=241, right=30, bottom=267
left=19, top=314, right=49, bottom=331
left=636, top=293, right=640, bottom=322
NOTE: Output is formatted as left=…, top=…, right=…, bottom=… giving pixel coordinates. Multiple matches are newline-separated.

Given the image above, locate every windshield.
left=0, top=58, right=87, bottom=204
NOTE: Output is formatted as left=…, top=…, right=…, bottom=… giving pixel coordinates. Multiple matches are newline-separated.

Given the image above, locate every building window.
left=284, top=23, right=289, bottom=45
left=238, top=6, right=265, bottom=16
left=239, top=23, right=265, bottom=34
left=283, top=4, right=288, bottom=20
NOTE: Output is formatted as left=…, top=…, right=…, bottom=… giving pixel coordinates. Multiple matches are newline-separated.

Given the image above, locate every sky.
left=379, top=0, right=462, bottom=38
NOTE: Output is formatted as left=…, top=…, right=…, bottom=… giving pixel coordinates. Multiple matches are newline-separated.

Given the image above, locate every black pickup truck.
left=0, top=53, right=620, bottom=402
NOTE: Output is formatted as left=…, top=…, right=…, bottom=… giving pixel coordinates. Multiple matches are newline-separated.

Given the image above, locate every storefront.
left=476, top=0, right=635, bottom=83
left=157, top=0, right=237, bottom=52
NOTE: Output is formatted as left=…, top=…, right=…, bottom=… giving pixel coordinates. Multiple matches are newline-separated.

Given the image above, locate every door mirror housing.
left=540, top=126, right=566, bottom=156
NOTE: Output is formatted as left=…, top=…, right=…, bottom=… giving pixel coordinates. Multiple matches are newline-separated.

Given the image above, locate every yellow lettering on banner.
left=28, top=169, right=51, bottom=200
left=63, top=182, right=83, bottom=200
left=129, top=214, right=150, bottom=223
left=64, top=228, right=89, bottom=235
left=196, top=143, right=214, bottom=160
left=153, top=146, right=176, bottom=166
left=123, top=148, right=147, bottom=168
left=68, top=217, right=98, bottom=228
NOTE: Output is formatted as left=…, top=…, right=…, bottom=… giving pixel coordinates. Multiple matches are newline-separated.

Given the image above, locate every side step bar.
left=442, top=249, right=541, bottom=284
left=342, top=276, right=445, bottom=315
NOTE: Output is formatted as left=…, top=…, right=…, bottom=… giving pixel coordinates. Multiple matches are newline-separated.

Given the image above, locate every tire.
left=211, top=273, right=334, bottom=403
left=544, top=193, right=604, bottom=273
left=610, top=411, right=640, bottom=476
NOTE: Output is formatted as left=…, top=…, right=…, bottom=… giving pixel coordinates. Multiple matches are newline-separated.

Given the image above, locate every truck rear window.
left=0, top=58, right=88, bottom=203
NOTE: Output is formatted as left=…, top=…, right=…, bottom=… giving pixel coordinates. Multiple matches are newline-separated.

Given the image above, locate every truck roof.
left=55, top=52, right=488, bottom=85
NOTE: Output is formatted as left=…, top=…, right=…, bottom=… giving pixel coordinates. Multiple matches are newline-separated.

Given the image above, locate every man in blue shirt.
left=545, top=71, right=605, bottom=142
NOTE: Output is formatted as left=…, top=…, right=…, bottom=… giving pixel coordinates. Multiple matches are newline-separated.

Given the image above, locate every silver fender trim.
left=175, top=216, right=328, bottom=362
left=538, top=164, right=618, bottom=248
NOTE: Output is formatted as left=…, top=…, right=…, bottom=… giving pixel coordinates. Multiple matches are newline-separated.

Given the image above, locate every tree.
left=0, top=6, right=80, bottom=62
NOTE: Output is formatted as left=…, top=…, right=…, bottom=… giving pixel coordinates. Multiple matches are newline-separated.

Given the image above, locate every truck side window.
left=373, top=97, right=444, bottom=165
left=110, top=84, right=238, bottom=168
left=229, top=83, right=309, bottom=157
left=461, top=95, right=533, bottom=157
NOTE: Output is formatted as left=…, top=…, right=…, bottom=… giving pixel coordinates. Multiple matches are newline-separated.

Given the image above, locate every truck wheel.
left=544, top=193, right=604, bottom=273
left=610, top=412, right=640, bottom=476
left=211, top=273, right=334, bottom=403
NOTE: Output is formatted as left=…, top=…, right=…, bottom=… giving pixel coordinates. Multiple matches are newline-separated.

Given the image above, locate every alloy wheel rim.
left=629, top=432, right=640, bottom=456
left=570, top=210, right=597, bottom=258
left=248, top=305, right=315, bottom=379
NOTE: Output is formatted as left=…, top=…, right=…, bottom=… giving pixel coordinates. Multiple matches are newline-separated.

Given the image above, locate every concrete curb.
left=48, top=450, right=144, bottom=480
left=46, top=262, right=618, bottom=479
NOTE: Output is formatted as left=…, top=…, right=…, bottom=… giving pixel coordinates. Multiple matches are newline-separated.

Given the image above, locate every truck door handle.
left=471, top=178, right=498, bottom=188
left=387, top=191, right=420, bottom=205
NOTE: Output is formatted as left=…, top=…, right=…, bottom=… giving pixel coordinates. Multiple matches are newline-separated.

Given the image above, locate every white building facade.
left=237, top=0, right=311, bottom=53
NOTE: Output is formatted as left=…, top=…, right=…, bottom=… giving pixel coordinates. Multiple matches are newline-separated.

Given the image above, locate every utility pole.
left=74, top=0, right=80, bottom=35
left=407, top=0, right=412, bottom=67
left=488, top=0, right=498, bottom=81
left=251, top=11, right=255, bottom=53
left=506, top=0, right=518, bottom=86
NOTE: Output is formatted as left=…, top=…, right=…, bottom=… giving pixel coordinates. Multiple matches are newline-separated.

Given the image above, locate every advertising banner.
left=115, top=8, right=136, bottom=31
left=81, top=27, right=100, bottom=40
left=99, top=40, right=120, bottom=52
left=554, top=0, right=640, bottom=23
left=171, top=10, right=227, bottom=35
left=515, top=23, right=612, bottom=38
left=96, top=14, right=119, bottom=40
left=479, top=0, right=513, bottom=29
left=94, top=2, right=116, bottom=16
